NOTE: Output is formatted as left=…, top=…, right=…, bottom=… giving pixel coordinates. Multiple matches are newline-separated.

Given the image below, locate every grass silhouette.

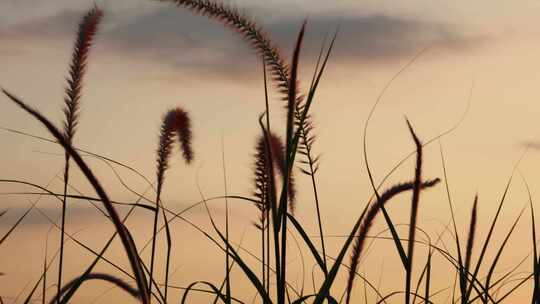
left=59, top=7, right=103, bottom=302
left=0, top=1, right=537, bottom=303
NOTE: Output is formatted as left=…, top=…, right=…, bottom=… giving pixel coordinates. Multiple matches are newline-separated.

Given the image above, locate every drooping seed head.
left=156, top=107, right=194, bottom=192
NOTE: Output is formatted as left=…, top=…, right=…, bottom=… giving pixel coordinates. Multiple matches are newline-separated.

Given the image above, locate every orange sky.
left=2, top=0, right=540, bottom=302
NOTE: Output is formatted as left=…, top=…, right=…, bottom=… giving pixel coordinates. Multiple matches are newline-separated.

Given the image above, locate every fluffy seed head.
left=156, top=107, right=194, bottom=191
left=62, top=6, right=103, bottom=144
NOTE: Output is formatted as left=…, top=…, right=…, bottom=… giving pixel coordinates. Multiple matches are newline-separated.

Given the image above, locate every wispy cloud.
left=0, top=3, right=488, bottom=82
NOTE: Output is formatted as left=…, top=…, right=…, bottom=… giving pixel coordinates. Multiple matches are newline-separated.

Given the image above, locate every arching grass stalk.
left=1, top=88, right=151, bottom=303
left=345, top=179, right=439, bottom=303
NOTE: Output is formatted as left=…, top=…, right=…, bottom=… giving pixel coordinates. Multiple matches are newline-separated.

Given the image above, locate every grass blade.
left=1, top=88, right=150, bottom=303
left=51, top=273, right=140, bottom=303
left=521, top=172, right=540, bottom=304
left=425, top=252, right=432, bottom=304
left=287, top=213, right=326, bottom=271
left=405, top=118, right=424, bottom=304
left=483, top=206, right=525, bottom=302
left=315, top=178, right=439, bottom=304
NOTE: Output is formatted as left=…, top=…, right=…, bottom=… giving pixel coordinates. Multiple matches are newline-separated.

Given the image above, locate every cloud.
left=268, top=14, right=484, bottom=61
left=103, top=7, right=487, bottom=67
left=0, top=4, right=488, bottom=83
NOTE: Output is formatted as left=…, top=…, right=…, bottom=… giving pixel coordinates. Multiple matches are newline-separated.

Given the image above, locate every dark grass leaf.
left=1, top=88, right=150, bottom=303
left=214, top=215, right=272, bottom=303
left=412, top=247, right=432, bottom=304
left=313, top=205, right=369, bottom=304
left=290, top=31, right=337, bottom=278
left=425, top=252, right=432, bottom=304
left=181, top=281, right=228, bottom=304
left=315, top=178, right=439, bottom=304
left=291, top=294, right=339, bottom=304
left=465, top=195, right=478, bottom=276
left=439, top=142, right=468, bottom=301
left=212, top=233, right=247, bottom=304
left=375, top=291, right=435, bottom=304
left=359, top=50, right=432, bottom=278
left=287, top=213, right=326, bottom=271
left=483, top=206, right=525, bottom=301
left=277, top=21, right=306, bottom=304
left=465, top=172, right=514, bottom=301
left=379, top=202, right=409, bottom=269
left=198, top=185, right=272, bottom=304
left=51, top=273, right=139, bottom=304
left=521, top=172, right=540, bottom=303
left=345, top=179, right=439, bottom=304
left=404, top=118, right=423, bottom=304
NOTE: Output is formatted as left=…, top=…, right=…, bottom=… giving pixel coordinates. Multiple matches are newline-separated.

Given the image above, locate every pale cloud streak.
left=0, top=1, right=489, bottom=84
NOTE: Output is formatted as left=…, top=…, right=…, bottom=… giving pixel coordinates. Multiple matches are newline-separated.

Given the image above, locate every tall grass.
left=58, top=7, right=103, bottom=303
left=151, top=107, right=193, bottom=301
left=0, top=1, right=538, bottom=303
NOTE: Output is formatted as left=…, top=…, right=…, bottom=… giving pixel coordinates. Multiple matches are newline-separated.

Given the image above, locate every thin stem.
left=222, top=137, right=232, bottom=303
left=57, top=157, right=70, bottom=304
left=161, top=204, right=172, bottom=303
left=261, top=219, right=266, bottom=291
left=262, top=57, right=271, bottom=295
left=306, top=140, right=327, bottom=274
left=149, top=189, right=162, bottom=295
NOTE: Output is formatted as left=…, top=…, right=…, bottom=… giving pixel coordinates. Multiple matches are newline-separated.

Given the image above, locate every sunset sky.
left=2, top=0, right=540, bottom=302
